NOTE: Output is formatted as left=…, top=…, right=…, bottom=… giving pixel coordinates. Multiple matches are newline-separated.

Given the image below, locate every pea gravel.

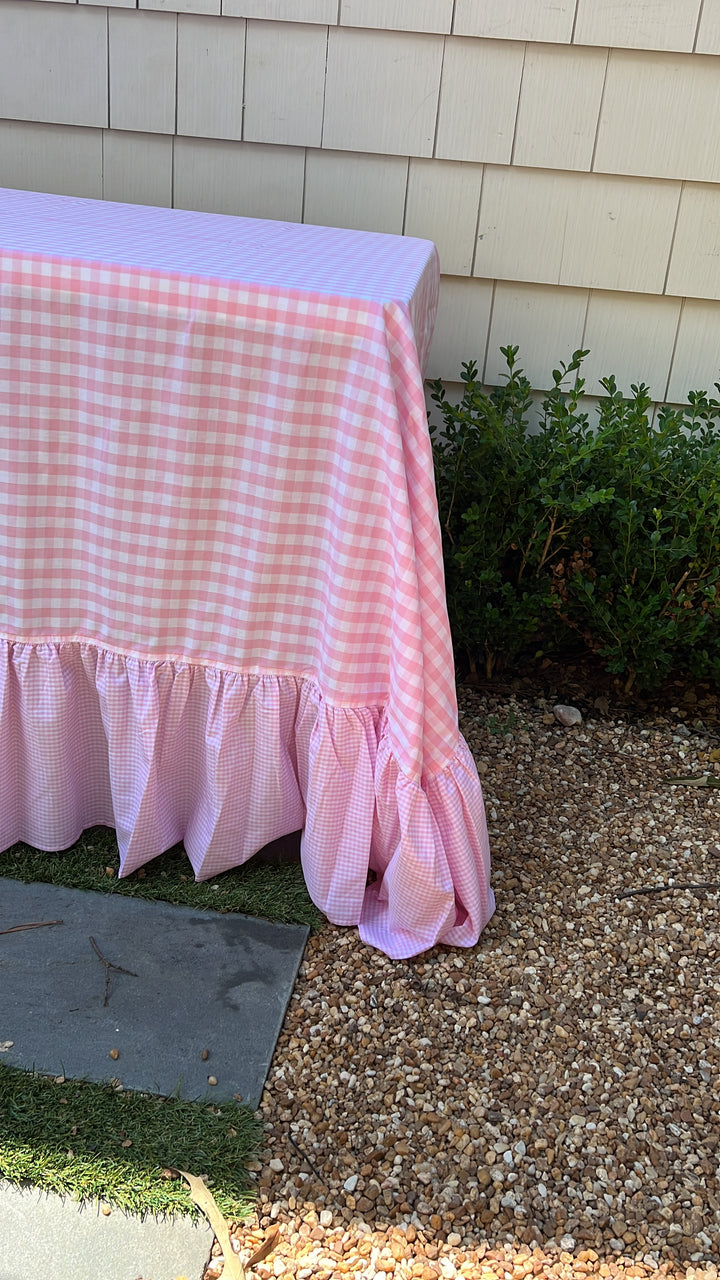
left=207, top=682, right=720, bottom=1280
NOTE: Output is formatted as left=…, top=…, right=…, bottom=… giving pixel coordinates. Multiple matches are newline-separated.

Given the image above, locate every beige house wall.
left=2, top=0, right=720, bottom=402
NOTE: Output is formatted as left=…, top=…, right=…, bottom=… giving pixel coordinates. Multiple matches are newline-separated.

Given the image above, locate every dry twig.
left=618, top=881, right=720, bottom=900
left=0, top=919, right=63, bottom=936
left=89, top=935, right=138, bottom=1007
left=288, top=1132, right=324, bottom=1183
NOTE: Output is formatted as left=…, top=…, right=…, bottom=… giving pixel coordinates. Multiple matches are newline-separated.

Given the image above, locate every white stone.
left=343, top=1173, right=359, bottom=1192
left=268, top=1158, right=284, bottom=1173
left=553, top=703, right=583, bottom=726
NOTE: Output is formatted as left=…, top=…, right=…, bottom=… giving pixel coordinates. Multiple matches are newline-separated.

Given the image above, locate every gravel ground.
left=207, top=681, right=720, bottom=1280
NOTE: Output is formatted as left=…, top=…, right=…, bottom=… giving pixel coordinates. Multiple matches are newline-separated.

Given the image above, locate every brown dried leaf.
left=176, top=1170, right=245, bottom=1280
left=247, top=1225, right=280, bottom=1268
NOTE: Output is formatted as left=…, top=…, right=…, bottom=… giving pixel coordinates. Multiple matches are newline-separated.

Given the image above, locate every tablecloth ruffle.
left=0, top=639, right=494, bottom=959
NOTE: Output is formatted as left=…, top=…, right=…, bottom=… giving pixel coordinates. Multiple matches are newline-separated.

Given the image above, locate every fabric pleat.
left=0, top=640, right=494, bottom=959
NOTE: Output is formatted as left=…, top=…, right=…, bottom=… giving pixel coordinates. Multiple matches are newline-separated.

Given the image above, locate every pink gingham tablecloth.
left=0, top=187, right=494, bottom=959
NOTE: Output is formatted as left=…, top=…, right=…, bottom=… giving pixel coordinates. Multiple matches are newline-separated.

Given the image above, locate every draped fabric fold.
left=0, top=640, right=494, bottom=960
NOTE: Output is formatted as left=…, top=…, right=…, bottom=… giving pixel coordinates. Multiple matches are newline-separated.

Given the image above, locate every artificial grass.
left=0, top=1060, right=260, bottom=1219
left=0, top=826, right=324, bottom=931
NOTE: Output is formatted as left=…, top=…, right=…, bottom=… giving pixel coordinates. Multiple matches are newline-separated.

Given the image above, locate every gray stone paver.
left=0, top=877, right=308, bottom=1104
left=0, top=1180, right=214, bottom=1280
left=0, top=877, right=309, bottom=1278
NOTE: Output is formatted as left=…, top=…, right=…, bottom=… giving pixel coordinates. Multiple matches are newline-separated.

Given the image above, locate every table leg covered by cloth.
left=0, top=187, right=494, bottom=959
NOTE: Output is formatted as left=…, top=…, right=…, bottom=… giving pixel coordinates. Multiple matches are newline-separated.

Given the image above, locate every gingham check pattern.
left=0, top=188, right=494, bottom=959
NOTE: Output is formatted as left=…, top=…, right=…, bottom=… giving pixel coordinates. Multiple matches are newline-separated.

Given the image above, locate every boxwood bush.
left=429, top=347, right=720, bottom=691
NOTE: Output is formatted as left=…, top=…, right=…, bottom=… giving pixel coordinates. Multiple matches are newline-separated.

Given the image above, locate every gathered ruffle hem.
left=0, top=639, right=495, bottom=959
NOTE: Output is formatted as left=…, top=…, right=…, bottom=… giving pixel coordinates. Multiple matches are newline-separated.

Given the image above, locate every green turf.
left=0, top=1060, right=260, bottom=1219
left=0, top=826, right=324, bottom=930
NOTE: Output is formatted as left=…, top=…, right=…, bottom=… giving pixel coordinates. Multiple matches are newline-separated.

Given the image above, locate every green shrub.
left=429, top=347, right=720, bottom=690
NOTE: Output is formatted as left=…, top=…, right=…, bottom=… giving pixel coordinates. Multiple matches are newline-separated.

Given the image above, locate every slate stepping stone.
left=0, top=877, right=309, bottom=1104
